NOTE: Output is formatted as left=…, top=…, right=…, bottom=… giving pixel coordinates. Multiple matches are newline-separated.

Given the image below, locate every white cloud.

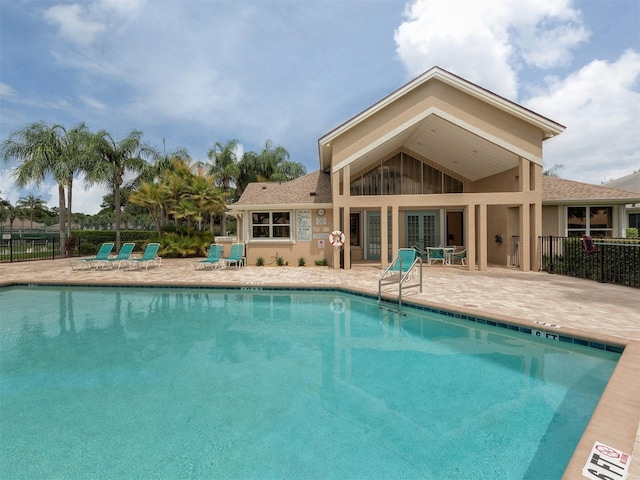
left=80, top=96, right=106, bottom=111
left=394, top=0, right=588, bottom=99
left=44, top=4, right=106, bottom=46
left=525, top=50, right=640, bottom=183
left=71, top=178, right=108, bottom=215
left=0, top=82, right=16, bottom=98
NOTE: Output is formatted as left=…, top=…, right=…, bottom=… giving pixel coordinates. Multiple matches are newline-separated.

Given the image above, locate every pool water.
left=0, top=286, right=619, bottom=479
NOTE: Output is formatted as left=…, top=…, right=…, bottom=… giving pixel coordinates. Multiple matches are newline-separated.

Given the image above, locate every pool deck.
left=1, top=258, right=639, bottom=479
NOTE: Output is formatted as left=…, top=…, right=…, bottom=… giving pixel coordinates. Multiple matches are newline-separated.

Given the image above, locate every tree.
left=86, top=130, right=157, bottom=249
left=16, top=194, right=47, bottom=229
left=236, top=140, right=306, bottom=196
left=543, top=164, right=564, bottom=177
left=208, top=139, right=239, bottom=235
left=129, top=181, right=170, bottom=236
left=1, top=122, right=91, bottom=253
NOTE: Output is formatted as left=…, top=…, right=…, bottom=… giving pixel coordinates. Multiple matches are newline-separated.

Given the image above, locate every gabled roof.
left=229, top=170, right=332, bottom=209
left=318, top=66, right=566, bottom=174
left=542, top=176, right=640, bottom=204
left=603, top=171, right=640, bottom=193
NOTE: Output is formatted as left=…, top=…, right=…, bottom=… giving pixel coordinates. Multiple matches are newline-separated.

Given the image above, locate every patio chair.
left=426, top=247, right=447, bottom=265
left=95, top=242, right=136, bottom=270
left=125, top=243, right=162, bottom=270
left=195, top=244, right=223, bottom=270
left=451, top=248, right=467, bottom=265
left=70, top=243, right=115, bottom=271
left=221, top=243, right=245, bottom=269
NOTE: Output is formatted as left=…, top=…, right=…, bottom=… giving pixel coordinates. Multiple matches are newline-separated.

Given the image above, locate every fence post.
left=549, top=236, right=554, bottom=273
left=598, top=244, right=604, bottom=283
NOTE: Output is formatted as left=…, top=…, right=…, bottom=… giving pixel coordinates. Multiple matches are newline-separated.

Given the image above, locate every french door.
left=406, top=211, right=439, bottom=254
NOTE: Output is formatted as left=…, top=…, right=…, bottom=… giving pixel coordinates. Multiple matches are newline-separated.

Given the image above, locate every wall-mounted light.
left=495, top=234, right=503, bottom=244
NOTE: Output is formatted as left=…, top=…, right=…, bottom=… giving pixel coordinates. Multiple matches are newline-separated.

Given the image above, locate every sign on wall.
left=296, top=210, right=312, bottom=241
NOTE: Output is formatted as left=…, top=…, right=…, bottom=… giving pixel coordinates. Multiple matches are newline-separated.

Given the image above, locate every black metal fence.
left=1, top=233, right=62, bottom=263
left=539, top=236, right=640, bottom=288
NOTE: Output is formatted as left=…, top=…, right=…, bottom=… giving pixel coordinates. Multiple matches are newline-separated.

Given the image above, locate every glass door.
left=406, top=211, right=439, bottom=256
left=366, top=212, right=392, bottom=260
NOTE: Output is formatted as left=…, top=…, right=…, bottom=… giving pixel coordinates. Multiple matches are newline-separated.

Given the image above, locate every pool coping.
left=2, top=279, right=638, bottom=478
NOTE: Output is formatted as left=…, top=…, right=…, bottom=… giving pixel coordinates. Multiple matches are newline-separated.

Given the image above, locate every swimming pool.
left=0, top=285, right=620, bottom=479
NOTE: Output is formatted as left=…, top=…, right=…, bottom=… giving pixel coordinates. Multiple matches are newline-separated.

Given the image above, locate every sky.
left=1, top=0, right=639, bottom=214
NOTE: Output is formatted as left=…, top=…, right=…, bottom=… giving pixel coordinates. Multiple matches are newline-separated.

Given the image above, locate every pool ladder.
left=377, top=255, right=423, bottom=314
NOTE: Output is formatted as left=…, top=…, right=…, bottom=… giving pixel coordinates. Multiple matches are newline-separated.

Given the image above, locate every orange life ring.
left=329, top=230, right=345, bottom=247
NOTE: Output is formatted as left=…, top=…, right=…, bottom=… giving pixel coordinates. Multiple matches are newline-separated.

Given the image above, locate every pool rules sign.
left=583, top=441, right=631, bottom=480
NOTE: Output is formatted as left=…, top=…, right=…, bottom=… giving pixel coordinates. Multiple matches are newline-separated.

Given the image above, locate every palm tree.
left=16, top=194, right=47, bottom=229
left=129, top=181, right=170, bottom=236
left=185, top=174, right=224, bottom=233
left=207, top=139, right=239, bottom=235
left=236, top=140, right=306, bottom=196
left=86, top=129, right=157, bottom=250
left=0, top=122, right=91, bottom=253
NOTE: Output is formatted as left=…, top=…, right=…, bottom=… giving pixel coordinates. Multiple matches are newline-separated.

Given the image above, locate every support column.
left=343, top=205, right=351, bottom=270
left=381, top=205, right=389, bottom=268
left=331, top=169, right=341, bottom=269
left=391, top=204, right=399, bottom=257
left=519, top=203, right=531, bottom=271
left=519, top=157, right=530, bottom=192
left=465, top=204, right=476, bottom=271
left=477, top=203, right=487, bottom=271
left=529, top=203, right=541, bottom=271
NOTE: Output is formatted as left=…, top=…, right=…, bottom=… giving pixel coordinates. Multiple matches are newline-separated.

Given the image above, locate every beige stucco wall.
left=234, top=208, right=338, bottom=267
left=330, top=79, right=543, bottom=167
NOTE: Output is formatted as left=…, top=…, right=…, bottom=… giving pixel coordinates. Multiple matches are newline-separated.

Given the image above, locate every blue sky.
left=1, top=0, right=638, bottom=214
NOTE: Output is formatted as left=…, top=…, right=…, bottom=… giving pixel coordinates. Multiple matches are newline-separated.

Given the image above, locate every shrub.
left=297, top=257, right=306, bottom=267
left=276, top=255, right=285, bottom=266
left=79, top=242, right=96, bottom=255
left=626, top=228, right=639, bottom=238
left=256, top=256, right=265, bottom=266
left=315, top=258, right=329, bottom=267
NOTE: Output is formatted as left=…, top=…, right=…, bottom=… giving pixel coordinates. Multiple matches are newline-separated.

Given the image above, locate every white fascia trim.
left=332, top=106, right=542, bottom=174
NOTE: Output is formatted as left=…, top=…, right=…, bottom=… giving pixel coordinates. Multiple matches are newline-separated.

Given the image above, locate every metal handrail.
left=378, top=254, right=423, bottom=314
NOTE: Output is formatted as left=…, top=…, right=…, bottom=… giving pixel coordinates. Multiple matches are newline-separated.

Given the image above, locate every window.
left=628, top=213, right=640, bottom=230
left=350, top=151, right=463, bottom=196
left=567, top=206, right=613, bottom=238
left=251, top=211, right=291, bottom=239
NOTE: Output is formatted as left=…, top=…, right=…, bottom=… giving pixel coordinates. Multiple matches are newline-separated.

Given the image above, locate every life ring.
left=330, top=297, right=346, bottom=313
left=329, top=230, right=345, bottom=247
left=582, top=234, right=596, bottom=255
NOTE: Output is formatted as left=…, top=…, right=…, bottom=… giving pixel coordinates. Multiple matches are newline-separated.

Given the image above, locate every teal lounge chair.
left=195, top=244, right=223, bottom=270
left=389, top=248, right=417, bottom=275
left=126, top=243, right=162, bottom=270
left=70, top=243, right=114, bottom=270
left=221, top=243, right=245, bottom=269
left=95, top=242, right=136, bottom=270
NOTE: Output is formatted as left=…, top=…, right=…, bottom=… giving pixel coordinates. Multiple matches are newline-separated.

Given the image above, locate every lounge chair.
left=451, top=248, right=467, bottom=265
left=94, top=242, right=136, bottom=270
left=70, top=243, right=115, bottom=270
left=381, top=248, right=418, bottom=280
left=125, top=243, right=162, bottom=270
left=195, top=244, right=223, bottom=270
left=221, top=243, right=245, bottom=269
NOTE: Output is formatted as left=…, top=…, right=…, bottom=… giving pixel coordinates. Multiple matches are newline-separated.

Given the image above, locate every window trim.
left=250, top=211, right=292, bottom=241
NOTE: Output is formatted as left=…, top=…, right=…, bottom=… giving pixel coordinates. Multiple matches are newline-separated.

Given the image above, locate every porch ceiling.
left=348, top=114, right=521, bottom=181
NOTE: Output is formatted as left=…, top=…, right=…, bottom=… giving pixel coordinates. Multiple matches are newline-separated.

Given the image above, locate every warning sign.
left=583, top=441, right=631, bottom=480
